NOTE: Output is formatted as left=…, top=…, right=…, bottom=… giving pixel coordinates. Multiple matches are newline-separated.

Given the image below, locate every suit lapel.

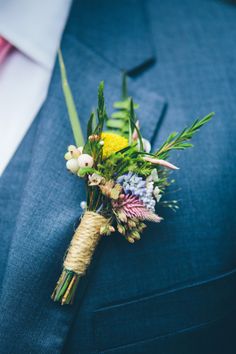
left=0, top=3, right=166, bottom=351
left=0, top=114, right=41, bottom=291
left=67, top=0, right=155, bottom=73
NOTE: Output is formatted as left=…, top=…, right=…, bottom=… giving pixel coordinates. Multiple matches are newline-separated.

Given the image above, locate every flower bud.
left=77, top=154, right=94, bottom=168
left=117, top=210, right=127, bottom=223
left=128, top=219, right=136, bottom=228
left=131, top=231, right=140, bottom=240
left=89, top=134, right=100, bottom=142
left=64, top=151, right=72, bottom=161
left=117, top=224, right=126, bottom=235
left=109, top=226, right=115, bottom=233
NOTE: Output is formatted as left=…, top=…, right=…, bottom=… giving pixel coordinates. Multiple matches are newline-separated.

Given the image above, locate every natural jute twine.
left=63, top=211, right=109, bottom=275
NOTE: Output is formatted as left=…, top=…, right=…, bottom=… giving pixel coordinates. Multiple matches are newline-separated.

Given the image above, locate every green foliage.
left=59, top=57, right=215, bottom=217
left=106, top=74, right=139, bottom=138
left=106, top=97, right=137, bottom=136
left=83, top=83, right=107, bottom=158
left=58, top=50, right=84, bottom=146
left=94, top=81, right=107, bottom=135
left=87, top=112, right=96, bottom=139
left=97, top=145, right=153, bottom=179
left=155, top=169, right=173, bottom=193
left=77, top=167, right=97, bottom=177
left=155, top=112, right=215, bottom=159
left=98, top=82, right=105, bottom=120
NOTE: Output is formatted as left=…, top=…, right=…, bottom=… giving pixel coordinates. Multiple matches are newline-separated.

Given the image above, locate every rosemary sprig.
left=93, top=81, right=107, bottom=135
left=155, top=112, right=215, bottom=159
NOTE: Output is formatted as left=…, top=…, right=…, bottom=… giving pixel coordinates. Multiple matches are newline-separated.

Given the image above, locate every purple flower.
left=116, top=173, right=156, bottom=211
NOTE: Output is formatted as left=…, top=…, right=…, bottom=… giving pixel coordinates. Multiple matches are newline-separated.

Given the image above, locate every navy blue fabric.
left=0, top=116, right=40, bottom=289
left=0, top=0, right=236, bottom=353
left=67, top=0, right=155, bottom=73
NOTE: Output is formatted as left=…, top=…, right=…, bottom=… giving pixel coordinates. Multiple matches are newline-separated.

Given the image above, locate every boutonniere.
left=52, top=51, right=214, bottom=305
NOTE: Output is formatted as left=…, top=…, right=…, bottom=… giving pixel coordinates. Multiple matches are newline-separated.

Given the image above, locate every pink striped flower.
left=113, top=194, right=162, bottom=223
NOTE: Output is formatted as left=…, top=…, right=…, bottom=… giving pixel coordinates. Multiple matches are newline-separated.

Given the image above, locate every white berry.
left=80, top=201, right=87, bottom=210
left=66, top=159, right=79, bottom=173
left=77, top=154, right=94, bottom=168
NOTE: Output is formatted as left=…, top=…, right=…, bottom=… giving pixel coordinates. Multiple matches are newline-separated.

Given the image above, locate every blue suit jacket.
left=0, top=0, right=236, bottom=353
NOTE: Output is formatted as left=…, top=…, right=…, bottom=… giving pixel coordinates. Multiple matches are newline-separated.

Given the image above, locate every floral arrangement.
left=51, top=51, right=214, bottom=305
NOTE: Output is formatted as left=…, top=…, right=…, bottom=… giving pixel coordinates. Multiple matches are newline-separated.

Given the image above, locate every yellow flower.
left=101, top=132, right=128, bottom=159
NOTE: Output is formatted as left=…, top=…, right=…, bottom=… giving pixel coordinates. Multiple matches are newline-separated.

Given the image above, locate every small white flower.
left=143, top=138, right=151, bottom=153
left=137, top=138, right=151, bottom=153
left=153, top=186, right=160, bottom=196
left=146, top=181, right=154, bottom=193
left=88, top=173, right=105, bottom=186
left=153, top=186, right=162, bottom=202
left=147, top=169, right=159, bottom=183
left=68, top=145, right=77, bottom=153
left=151, top=169, right=159, bottom=182
left=65, top=145, right=83, bottom=159
left=64, top=151, right=72, bottom=161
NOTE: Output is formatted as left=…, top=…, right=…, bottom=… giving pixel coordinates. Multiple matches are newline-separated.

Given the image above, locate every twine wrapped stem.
left=52, top=211, right=109, bottom=305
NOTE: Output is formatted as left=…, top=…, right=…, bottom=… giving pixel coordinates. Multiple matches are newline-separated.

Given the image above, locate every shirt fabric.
left=0, top=0, right=72, bottom=175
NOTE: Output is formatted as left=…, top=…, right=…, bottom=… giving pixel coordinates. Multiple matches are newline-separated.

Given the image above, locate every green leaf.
left=107, top=76, right=140, bottom=137
left=166, top=132, right=178, bottom=143
left=106, top=119, right=124, bottom=129
left=178, top=142, right=193, bottom=148
left=95, top=81, right=107, bottom=135
left=83, top=141, right=92, bottom=155
left=113, top=99, right=139, bottom=110
left=136, top=151, right=156, bottom=157
left=92, top=110, right=97, bottom=131
left=113, top=100, right=129, bottom=109
left=87, top=112, right=95, bottom=138
left=98, top=81, right=105, bottom=121
left=58, top=49, right=84, bottom=146
left=111, top=112, right=128, bottom=119
left=78, top=167, right=96, bottom=177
